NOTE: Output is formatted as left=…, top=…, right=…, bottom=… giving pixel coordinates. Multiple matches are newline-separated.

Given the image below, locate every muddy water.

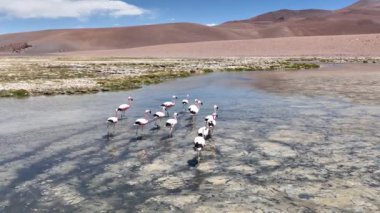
left=0, top=64, right=379, bottom=212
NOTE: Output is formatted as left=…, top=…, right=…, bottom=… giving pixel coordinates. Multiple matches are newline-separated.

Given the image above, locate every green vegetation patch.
left=224, top=62, right=320, bottom=72
left=0, top=64, right=97, bottom=82
left=203, top=68, right=214, bottom=73
left=97, top=71, right=191, bottom=91
left=225, top=66, right=263, bottom=72
left=284, top=63, right=320, bottom=70
left=0, top=89, right=30, bottom=98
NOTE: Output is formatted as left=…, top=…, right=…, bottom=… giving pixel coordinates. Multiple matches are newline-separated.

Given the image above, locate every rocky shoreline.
left=0, top=56, right=378, bottom=98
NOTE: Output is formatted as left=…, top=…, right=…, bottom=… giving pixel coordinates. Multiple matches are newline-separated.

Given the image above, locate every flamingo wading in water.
left=153, top=107, right=166, bottom=128
left=166, top=112, right=178, bottom=137
left=198, top=125, right=211, bottom=139
left=188, top=99, right=203, bottom=122
left=182, top=94, right=190, bottom=111
left=161, top=95, right=177, bottom=116
left=205, top=105, right=219, bottom=135
left=117, top=96, right=134, bottom=119
left=205, top=105, right=219, bottom=123
left=134, top=109, right=151, bottom=136
left=194, top=136, right=206, bottom=160
left=107, top=109, right=118, bottom=136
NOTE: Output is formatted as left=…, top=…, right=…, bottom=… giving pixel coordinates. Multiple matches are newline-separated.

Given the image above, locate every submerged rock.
left=205, top=176, right=230, bottom=185
left=143, top=194, right=201, bottom=209
left=155, top=176, right=185, bottom=190
left=256, top=142, right=297, bottom=158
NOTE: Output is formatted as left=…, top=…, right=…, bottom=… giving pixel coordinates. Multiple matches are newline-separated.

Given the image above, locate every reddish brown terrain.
left=61, top=34, right=380, bottom=58
left=220, top=0, right=380, bottom=38
left=0, top=23, right=254, bottom=54
left=0, top=0, right=379, bottom=56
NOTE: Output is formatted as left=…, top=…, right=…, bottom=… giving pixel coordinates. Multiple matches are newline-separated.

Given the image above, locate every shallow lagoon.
left=0, top=64, right=379, bottom=212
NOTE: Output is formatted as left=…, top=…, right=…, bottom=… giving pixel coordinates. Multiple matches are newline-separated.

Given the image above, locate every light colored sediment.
left=0, top=57, right=319, bottom=96
left=0, top=56, right=378, bottom=97
left=155, top=176, right=185, bottom=190
left=58, top=34, right=380, bottom=58
left=143, top=194, right=201, bottom=209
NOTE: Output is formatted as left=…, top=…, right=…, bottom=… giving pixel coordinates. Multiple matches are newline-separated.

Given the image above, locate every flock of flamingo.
left=106, top=95, right=219, bottom=158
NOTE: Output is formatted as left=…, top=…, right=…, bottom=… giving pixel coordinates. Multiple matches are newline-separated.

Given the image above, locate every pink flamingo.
left=117, top=96, right=133, bottom=119
left=161, top=95, right=177, bottom=116
left=153, top=107, right=166, bottom=127
left=134, top=109, right=151, bottom=136
left=107, top=109, right=118, bottom=136
left=165, top=112, right=178, bottom=137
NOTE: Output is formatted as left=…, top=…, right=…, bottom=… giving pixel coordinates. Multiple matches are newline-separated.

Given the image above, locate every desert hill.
left=219, top=0, right=380, bottom=37
left=0, top=0, right=379, bottom=55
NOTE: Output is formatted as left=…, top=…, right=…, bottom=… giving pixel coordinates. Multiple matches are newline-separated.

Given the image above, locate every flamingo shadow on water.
left=148, top=119, right=162, bottom=133
left=157, top=136, right=175, bottom=153
left=149, top=125, right=161, bottom=132
left=160, top=134, right=175, bottom=141
left=104, top=130, right=116, bottom=141
left=106, top=124, right=116, bottom=139
left=182, top=116, right=196, bottom=137
left=187, top=156, right=200, bottom=167
left=96, top=137, right=120, bottom=159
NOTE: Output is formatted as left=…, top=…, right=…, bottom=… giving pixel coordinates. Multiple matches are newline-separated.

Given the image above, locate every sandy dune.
left=58, top=34, right=380, bottom=58
left=0, top=23, right=251, bottom=54
left=1, top=0, right=380, bottom=55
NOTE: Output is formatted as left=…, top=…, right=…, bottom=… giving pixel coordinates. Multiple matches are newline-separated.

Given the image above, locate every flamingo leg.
left=157, top=118, right=162, bottom=128
left=108, top=123, right=116, bottom=137
left=155, top=118, right=160, bottom=127
left=192, top=115, right=196, bottom=123
left=169, top=127, right=173, bottom=137
left=107, top=123, right=110, bottom=136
